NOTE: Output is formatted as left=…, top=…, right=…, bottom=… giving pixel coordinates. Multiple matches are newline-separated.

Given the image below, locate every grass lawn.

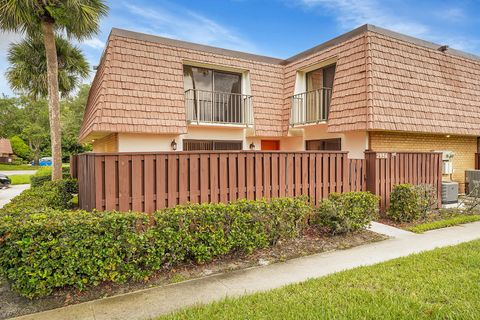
left=160, top=240, right=480, bottom=320
left=408, top=215, right=480, bottom=233
left=0, top=164, right=38, bottom=171
left=9, top=174, right=32, bottom=185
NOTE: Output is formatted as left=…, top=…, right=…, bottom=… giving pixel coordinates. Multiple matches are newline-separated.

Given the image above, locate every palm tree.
left=0, top=0, right=108, bottom=180
left=7, top=35, right=89, bottom=99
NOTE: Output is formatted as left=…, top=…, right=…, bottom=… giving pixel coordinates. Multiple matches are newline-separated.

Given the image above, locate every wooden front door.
left=261, top=140, right=280, bottom=150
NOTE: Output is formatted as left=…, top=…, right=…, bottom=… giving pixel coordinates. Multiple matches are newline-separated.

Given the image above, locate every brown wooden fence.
left=72, top=150, right=442, bottom=213
left=365, top=151, right=442, bottom=212
left=75, top=151, right=365, bottom=213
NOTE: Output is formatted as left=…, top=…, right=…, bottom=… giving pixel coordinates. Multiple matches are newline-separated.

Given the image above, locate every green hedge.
left=313, top=192, right=379, bottom=234
left=0, top=179, right=77, bottom=216
left=0, top=197, right=311, bottom=298
left=30, top=166, right=72, bottom=188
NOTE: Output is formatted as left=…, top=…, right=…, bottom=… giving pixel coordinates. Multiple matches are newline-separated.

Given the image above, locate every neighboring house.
left=0, top=138, right=13, bottom=163
left=80, top=24, right=480, bottom=188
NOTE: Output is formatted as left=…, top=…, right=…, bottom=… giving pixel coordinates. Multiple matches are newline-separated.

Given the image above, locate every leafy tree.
left=10, top=135, right=31, bottom=160
left=0, top=97, right=23, bottom=138
left=20, top=99, right=50, bottom=165
left=7, top=35, right=89, bottom=99
left=0, top=0, right=108, bottom=180
left=61, top=84, right=92, bottom=160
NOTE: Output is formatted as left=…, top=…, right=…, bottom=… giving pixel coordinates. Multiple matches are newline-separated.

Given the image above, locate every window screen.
left=183, top=140, right=243, bottom=151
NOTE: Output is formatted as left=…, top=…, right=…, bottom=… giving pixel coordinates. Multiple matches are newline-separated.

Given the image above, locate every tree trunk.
left=41, top=21, right=63, bottom=180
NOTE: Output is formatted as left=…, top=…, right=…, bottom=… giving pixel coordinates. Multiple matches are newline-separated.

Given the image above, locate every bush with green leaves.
left=387, top=184, right=437, bottom=223
left=30, top=166, right=72, bottom=187
left=0, top=179, right=77, bottom=216
left=413, top=184, right=438, bottom=218
left=0, top=197, right=311, bottom=298
left=313, top=192, right=379, bottom=234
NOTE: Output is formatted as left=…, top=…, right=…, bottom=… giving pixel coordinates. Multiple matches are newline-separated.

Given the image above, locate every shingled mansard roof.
left=0, top=138, right=13, bottom=155
left=79, top=24, right=480, bottom=142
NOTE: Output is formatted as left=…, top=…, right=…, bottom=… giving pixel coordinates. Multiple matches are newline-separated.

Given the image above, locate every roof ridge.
left=110, top=25, right=480, bottom=65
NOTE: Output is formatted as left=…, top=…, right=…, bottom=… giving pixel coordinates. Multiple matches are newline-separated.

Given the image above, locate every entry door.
left=261, top=140, right=280, bottom=150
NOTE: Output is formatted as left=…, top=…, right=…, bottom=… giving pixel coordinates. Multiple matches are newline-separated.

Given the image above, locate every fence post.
left=70, top=154, right=78, bottom=179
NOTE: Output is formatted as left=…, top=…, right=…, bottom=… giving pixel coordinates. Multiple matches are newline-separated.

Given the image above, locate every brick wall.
left=370, top=131, right=477, bottom=191
left=93, top=134, right=118, bottom=153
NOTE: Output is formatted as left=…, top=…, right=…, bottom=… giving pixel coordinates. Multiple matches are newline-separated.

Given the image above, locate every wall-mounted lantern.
left=249, top=142, right=256, bottom=150
left=171, top=139, right=177, bottom=151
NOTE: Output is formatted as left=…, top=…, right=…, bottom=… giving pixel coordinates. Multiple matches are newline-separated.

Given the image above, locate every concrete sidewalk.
left=11, top=221, right=480, bottom=320
left=0, top=184, right=29, bottom=209
left=0, top=170, right=37, bottom=176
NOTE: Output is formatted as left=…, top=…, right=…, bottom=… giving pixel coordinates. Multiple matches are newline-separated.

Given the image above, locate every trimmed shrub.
left=387, top=184, right=437, bottom=223
left=314, top=192, right=379, bottom=234
left=30, top=166, right=72, bottom=188
left=0, top=197, right=311, bottom=298
left=30, top=174, right=51, bottom=188
left=0, top=179, right=77, bottom=216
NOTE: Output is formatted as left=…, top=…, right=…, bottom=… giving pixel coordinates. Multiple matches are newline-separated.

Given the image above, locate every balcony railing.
left=290, top=88, right=332, bottom=126
left=185, top=89, right=254, bottom=125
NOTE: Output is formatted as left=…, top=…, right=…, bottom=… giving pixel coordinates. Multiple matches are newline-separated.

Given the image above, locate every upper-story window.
left=290, top=63, right=336, bottom=126
left=183, top=66, right=241, bottom=94
left=306, top=64, right=335, bottom=91
left=184, top=65, right=253, bottom=125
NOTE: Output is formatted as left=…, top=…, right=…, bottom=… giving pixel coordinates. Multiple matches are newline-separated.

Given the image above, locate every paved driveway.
left=0, top=184, right=29, bottom=209
left=0, top=170, right=37, bottom=176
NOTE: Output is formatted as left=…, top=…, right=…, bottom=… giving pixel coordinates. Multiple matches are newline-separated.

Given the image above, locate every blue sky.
left=1, top=0, right=479, bottom=96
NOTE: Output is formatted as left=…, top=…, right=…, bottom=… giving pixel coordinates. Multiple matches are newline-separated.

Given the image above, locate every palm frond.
left=6, top=35, right=90, bottom=98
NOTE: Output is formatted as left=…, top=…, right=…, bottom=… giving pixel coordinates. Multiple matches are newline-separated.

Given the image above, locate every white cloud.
left=83, top=37, right=105, bottom=50
left=122, top=3, right=258, bottom=53
left=0, top=31, right=23, bottom=51
left=296, top=0, right=429, bottom=37
left=436, top=7, right=465, bottom=22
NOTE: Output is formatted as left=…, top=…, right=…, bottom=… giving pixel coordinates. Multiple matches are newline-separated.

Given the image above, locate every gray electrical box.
left=442, top=181, right=458, bottom=204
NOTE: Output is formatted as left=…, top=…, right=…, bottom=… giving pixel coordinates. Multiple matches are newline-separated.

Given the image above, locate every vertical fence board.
left=131, top=156, right=143, bottom=212
left=144, top=155, right=155, bottom=213
left=255, top=153, right=263, bottom=199
left=118, top=155, right=130, bottom=211
left=156, top=155, right=166, bottom=209
left=228, top=153, right=238, bottom=202
left=271, top=153, right=279, bottom=198
left=246, top=153, right=255, bottom=199
left=200, top=154, right=210, bottom=203
left=167, top=155, right=177, bottom=207
left=219, top=154, right=228, bottom=202
left=178, top=154, right=189, bottom=205
left=104, top=156, right=118, bottom=210
left=190, top=154, right=200, bottom=204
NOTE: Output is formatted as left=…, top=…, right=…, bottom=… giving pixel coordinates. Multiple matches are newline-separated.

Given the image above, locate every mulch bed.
left=0, top=228, right=387, bottom=319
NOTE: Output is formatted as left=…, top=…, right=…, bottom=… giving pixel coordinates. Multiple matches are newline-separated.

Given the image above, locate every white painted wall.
left=282, top=124, right=368, bottom=158
left=118, top=126, right=257, bottom=152
left=117, top=125, right=368, bottom=157
left=118, top=133, right=179, bottom=152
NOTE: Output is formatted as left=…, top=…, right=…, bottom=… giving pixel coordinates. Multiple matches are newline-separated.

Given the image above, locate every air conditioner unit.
left=442, top=181, right=458, bottom=204
left=465, top=170, right=480, bottom=195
